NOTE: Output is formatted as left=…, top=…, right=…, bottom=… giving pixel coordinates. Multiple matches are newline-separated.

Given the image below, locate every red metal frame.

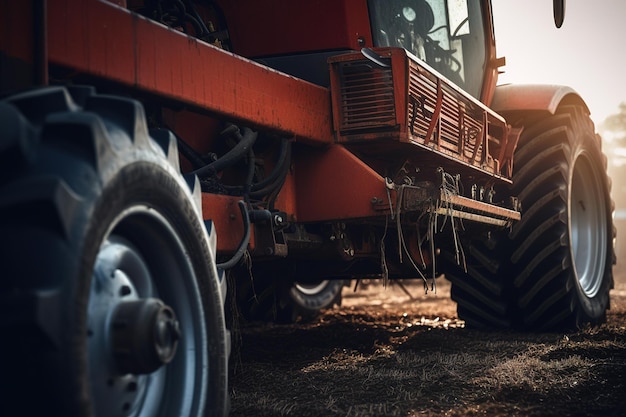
left=480, top=0, right=501, bottom=106
left=0, top=0, right=529, bottom=254
left=46, top=0, right=333, bottom=146
left=215, top=0, right=501, bottom=110
left=294, top=145, right=389, bottom=222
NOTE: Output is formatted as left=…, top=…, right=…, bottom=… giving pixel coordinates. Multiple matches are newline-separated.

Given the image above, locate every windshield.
left=368, top=0, right=486, bottom=99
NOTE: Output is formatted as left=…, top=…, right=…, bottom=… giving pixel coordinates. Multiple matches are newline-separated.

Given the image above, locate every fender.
left=491, top=84, right=589, bottom=116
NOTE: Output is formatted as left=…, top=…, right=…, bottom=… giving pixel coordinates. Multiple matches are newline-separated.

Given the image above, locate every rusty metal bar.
left=437, top=190, right=520, bottom=223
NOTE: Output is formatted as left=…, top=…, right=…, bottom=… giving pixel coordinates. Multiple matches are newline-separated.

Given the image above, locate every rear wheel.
left=508, top=105, right=614, bottom=330
left=443, top=235, right=512, bottom=329
left=443, top=105, right=614, bottom=331
left=0, top=87, right=230, bottom=416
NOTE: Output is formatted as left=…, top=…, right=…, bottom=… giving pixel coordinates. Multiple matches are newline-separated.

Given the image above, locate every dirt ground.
left=229, top=272, right=626, bottom=417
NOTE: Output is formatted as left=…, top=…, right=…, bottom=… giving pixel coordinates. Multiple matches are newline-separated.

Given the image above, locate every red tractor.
left=0, top=0, right=614, bottom=416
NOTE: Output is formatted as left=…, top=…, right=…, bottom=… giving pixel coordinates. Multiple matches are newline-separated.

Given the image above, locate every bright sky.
left=491, top=0, right=626, bottom=128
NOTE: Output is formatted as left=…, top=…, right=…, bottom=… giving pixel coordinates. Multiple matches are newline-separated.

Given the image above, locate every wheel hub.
left=571, top=152, right=607, bottom=298
left=88, top=208, right=212, bottom=417
left=111, top=298, right=181, bottom=375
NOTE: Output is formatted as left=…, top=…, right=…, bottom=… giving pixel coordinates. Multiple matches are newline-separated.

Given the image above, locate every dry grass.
left=230, top=277, right=626, bottom=417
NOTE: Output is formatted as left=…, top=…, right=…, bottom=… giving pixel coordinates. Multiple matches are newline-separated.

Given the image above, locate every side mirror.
left=361, top=48, right=391, bottom=69
left=553, top=0, right=566, bottom=28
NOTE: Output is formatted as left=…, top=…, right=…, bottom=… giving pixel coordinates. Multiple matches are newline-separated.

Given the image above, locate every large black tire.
left=443, top=234, right=513, bottom=329
left=0, top=87, right=230, bottom=416
left=235, top=263, right=344, bottom=323
left=443, top=105, right=614, bottom=331
left=508, top=105, right=614, bottom=330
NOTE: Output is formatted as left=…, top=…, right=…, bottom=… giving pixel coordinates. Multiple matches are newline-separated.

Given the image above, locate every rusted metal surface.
left=436, top=190, right=520, bottom=224
left=47, top=0, right=333, bottom=146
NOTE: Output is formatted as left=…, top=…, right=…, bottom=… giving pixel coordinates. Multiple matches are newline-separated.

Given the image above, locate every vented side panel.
left=408, top=62, right=485, bottom=163
left=329, top=48, right=511, bottom=180
left=337, top=62, right=396, bottom=133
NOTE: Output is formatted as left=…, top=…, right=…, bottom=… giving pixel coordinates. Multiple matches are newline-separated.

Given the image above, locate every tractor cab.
left=368, top=0, right=487, bottom=99
left=217, top=0, right=496, bottom=101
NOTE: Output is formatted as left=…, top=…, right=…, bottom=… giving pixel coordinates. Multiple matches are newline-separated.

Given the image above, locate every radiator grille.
left=337, top=62, right=396, bottom=132
left=407, top=62, right=484, bottom=162
left=329, top=48, right=511, bottom=179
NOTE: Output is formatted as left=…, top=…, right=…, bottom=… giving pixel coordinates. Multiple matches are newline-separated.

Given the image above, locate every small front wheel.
left=235, top=263, right=344, bottom=323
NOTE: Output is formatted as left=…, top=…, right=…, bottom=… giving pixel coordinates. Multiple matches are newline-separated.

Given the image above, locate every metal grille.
left=330, top=49, right=511, bottom=179
left=408, top=62, right=484, bottom=162
left=337, top=61, right=396, bottom=133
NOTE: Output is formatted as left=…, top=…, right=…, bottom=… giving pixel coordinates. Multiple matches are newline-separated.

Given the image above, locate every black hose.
left=183, top=0, right=212, bottom=39
left=192, top=126, right=258, bottom=177
left=249, top=144, right=291, bottom=199
left=222, top=138, right=291, bottom=196
left=184, top=12, right=205, bottom=37
left=266, top=167, right=289, bottom=211
left=250, top=139, right=290, bottom=192
left=206, top=0, right=231, bottom=50
left=216, top=200, right=250, bottom=270
left=243, top=147, right=255, bottom=199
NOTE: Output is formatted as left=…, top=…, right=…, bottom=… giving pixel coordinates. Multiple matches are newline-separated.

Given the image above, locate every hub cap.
left=87, top=206, right=207, bottom=417
left=570, top=152, right=608, bottom=298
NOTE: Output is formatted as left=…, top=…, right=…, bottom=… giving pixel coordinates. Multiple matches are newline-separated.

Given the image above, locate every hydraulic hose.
left=250, top=139, right=290, bottom=192
left=222, top=138, right=291, bottom=197
left=216, top=200, right=250, bottom=270
left=243, top=147, right=255, bottom=198
left=249, top=143, right=291, bottom=199
left=192, top=126, right=258, bottom=177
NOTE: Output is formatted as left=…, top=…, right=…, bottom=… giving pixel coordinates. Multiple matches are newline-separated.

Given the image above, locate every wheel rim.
left=570, top=152, right=608, bottom=298
left=88, top=205, right=207, bottom=417
left=294, top=280, right=330, bottom=295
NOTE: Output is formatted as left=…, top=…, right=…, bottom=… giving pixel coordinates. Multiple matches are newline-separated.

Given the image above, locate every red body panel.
left=492, top=84, right=589, bottom=116
left=47, top=0, right=333, bottom=146
left=0, top=0, right=42, bottom=90
left=202, top=194, right=254, bottom=253
left=216, top=0, right=373, bottom=57
left=294, top=145, right=388, bottom=222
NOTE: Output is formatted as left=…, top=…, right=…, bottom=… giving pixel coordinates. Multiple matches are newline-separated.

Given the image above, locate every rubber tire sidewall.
left=0, top=90, right=229, bottom=417
left=78, top=161, right=229, bottom=417
left=566, top=122, right=613, bottom=323
left=286, top=280, right=344, bottom=318
left=509, top=106, right=614, bottom=329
